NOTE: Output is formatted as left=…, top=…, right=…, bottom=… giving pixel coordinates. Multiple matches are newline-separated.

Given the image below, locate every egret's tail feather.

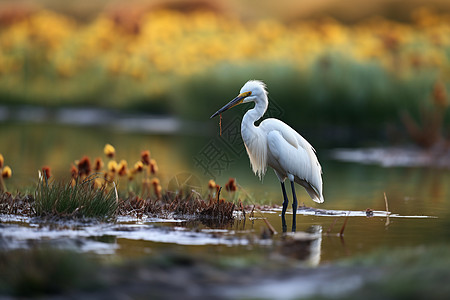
left=312, top=194, right=325, bottom=204
left=297, top=179, right=324, bottom=204
left=308, top=190, right=324, bottom=203
left=304, top=183, right=324, bottom=204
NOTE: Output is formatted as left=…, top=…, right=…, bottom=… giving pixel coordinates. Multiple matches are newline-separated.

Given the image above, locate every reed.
left=34, top=174, right=118, bottom=219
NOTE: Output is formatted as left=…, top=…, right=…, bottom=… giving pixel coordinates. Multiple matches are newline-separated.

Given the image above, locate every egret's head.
left=210, top=80, right=268, bottom=118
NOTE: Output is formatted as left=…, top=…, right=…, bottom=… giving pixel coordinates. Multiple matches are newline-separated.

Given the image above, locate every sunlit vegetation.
left=0, top=7, right=448, bottom=127
left=0, top=145, right=237, bottom=222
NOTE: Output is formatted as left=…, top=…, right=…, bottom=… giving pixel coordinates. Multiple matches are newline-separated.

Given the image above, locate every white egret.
left=211, top=80, right=324, bottom=232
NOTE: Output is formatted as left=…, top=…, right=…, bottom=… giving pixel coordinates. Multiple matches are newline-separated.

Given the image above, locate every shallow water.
left=1, top=121, right=450, bottom=264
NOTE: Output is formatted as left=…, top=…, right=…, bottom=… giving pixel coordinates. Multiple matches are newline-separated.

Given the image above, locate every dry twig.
left=384, top=192, right=390, bottom=227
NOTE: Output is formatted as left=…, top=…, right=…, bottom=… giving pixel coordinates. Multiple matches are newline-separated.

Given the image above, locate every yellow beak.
left=210, top=91, right=251, bottom=118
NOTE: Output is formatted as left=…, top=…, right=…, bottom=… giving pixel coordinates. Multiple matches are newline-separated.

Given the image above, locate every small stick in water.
left=384, top=192, right=390, bottom=227
left=263, top=218, right=277, bottom=235
left=339, top=213, right=349, bottom=236
left=326, top=217, right=339, bottom=235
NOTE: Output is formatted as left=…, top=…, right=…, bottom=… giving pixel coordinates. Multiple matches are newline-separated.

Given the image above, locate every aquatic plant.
left=68, top=144, right=161, bottom=196
left=34, top=174, right=118, bottom=219
left=2, top=143, right=238, bottom=223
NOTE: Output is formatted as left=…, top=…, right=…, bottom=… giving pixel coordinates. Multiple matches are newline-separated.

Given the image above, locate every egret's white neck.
left=242, top=97, right=268, bottom=128
left=240, top=96, right=268, bottom=179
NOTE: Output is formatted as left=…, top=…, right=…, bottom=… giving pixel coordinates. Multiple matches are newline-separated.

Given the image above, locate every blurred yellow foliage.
left=0, top=8, right=449, bottom=95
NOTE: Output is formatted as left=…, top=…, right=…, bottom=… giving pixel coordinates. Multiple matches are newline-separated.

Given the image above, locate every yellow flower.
left=134, top=161, right=144, bottom=172
left=107, top=160, right=118, bottom=173
left=2, top=166, right=12, bottom=179
left=104, top=144, right=115, bottom=158
left=208, top=179, right=216, bottom=189
left=0, top=154, right=3, bottom=168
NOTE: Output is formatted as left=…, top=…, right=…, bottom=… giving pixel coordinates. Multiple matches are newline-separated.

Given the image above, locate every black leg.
left=280, top=181, right=289, bottom=233
left=290, top=181, right=298, bottom=232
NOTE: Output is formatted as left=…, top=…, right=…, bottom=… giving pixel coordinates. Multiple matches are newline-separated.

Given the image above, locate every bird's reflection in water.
left=278, top=225, right=322, bottom=266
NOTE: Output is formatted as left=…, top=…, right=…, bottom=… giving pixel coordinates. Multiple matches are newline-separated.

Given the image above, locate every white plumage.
left=211, top=80, right=324, bottom=231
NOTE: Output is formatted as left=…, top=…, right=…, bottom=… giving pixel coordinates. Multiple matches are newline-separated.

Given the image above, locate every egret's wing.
left=267, top=129, right=324, bottom=203
left=294, top=133, right=324, bottom=203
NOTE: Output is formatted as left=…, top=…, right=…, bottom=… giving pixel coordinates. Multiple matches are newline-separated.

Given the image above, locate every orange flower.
left=150, top=159, right=158, bottom=174
left=0, top=154, right=3, bottom=169
left=118, top=160, right=128, bottom=176
left=104, top=144, right=116, bottom=158
left=70, top=164, right=78, bottom=179
left=94, top=157, right=104, bottom=172
left=208, top=179, right=216, bottom=189
left=77, top=156, right=91, bottom=177
left=141, top=150, right=151, bottom=165
left=225, top=178, right=237, bottom=192
left=42, top=166, right=52, bottom=179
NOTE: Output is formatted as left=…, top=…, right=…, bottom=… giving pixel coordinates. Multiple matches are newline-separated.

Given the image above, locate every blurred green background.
left=0, top=0, right=449, bottom=142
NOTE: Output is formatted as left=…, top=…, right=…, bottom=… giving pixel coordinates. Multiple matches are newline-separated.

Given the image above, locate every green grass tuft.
left=34, top=175, right=118, bottom=220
